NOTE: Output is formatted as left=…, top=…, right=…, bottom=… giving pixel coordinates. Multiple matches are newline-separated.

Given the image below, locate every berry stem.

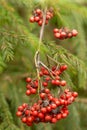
left=34, top=7, right=47, bottom=95
left=39, top=61, right=54, bottom=79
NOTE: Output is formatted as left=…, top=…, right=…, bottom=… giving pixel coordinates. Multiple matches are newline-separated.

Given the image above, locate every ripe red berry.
left=44, top=88, right=50, bottom=94
left=53, top=28, right=59, bottom=33
left=45, top=115, right=51, bottom=121
left=38, top=112, right=44, bottom=119
left=34, top=16, right=40, bottom=22
left=47, top=106, right=52, bottom=112
left=38, top=20, right=42, bottom=26
left=16, top=111, right=22, bottom=117
left=51, top=103, right=57, bottom=109
left=22, top=103, right=28, bottom=108
left=29, top=17, right=35, bottom=23
left=72, top=92, right=78, bottom=97
left=26, top=84, right=31, bottom=89
left=68, top=32, right=72, bottom=38
left=36, top=9, right=41, bottom=15
left=21, top=117, right=27, bottom=123
left=61, top=113, right=68, bottom=118
left=55, top=100, right=60, bottom=106
left=26, top=77, right=32, bottom=83
left=60, top=80, right=66, bottom=86
left=40, top=93, right=46, bottom=99
left=18, top=106, right=23, bottom=111
left=72, top=29, right=78, bottom=36
left=41, top=107, right=47, bottom=113
left=45, top=76, right=50, bottom=81
left=42, top=82, right=48, bottom=87
left=51, top=118, right=57, bottom=123
left=60, top=65, right=68, bottom=71
left=26, top=90, right=31, bottom=96
left=46, top=15, right=51, bottom=20
left=54, top=33, right=61, bottom=38
left=55, top=80, right=60, bottom=86
left=51, top=80, right=56, bottom=85
left=56, top=113, right=62, bottom=120
left=31, top=88, right=37, bottom=94
left=27, top=116, right=34, bottom=123
left=32, top=111, right=38, bottom=116
left=60, top=32, right=66, bottom=38
left=25, top=110, right=30, bottom=115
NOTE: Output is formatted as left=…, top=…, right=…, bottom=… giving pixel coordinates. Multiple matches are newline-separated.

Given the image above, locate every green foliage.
left=0, top=0, right=87, bottom=130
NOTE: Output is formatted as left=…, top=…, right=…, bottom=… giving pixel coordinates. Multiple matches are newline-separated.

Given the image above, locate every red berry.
left=68, top=32, right=72, bottom=38
left=38, top=20, right=42, bottom=26
left=43, top=70, right=49, bottom=75
left=27, top=117, right=33, bottom=123
left=32, top=111, right=38, bottom=116
left=36, top=9, right=41, bottom=15
left=51, top=118, right=57, bottom=123
left=64, top=89, right=70, bottom=94
left=38, top=112, right=44, bottom=119
left=45, top=115, right=51, bottom=121
left=18, top=106, right=23, bottom=111
left=56, top=113, right=62, bottom=120
left=55, top=100, right=60, bottom=106
left=72, top=92, right=78, bottom=97
left=22, top=103, right=28, bottom=108
left=26, top=77, right=31, bottom=83
left=26, top=90, right=31, bottom=96
left=25, top=110, right=30, bottom=115
left=60, top=99, right=65, bottom=105
left=61, top=113, right=67, bottom=118
left=40, top=93, right=46, bottom=99
left=16, top=111, right=22, bottom=117
left=47, top=106, right=52, bottom=112
left=29, top=17, right=35, bottom=23
left=31, top=88, right=37, bottom=94
left=72, top=29, right=78, bottom=36
left=42, top=82, right=48, bottom=87
left=46, top=15, right=51, bottom=20
left=51, top=103, right=57, bottom=109
left=48, top=95, right=53, bottom=101
left=39, top=71, right=43, bottom=76
left=45, top=76, right=50, bottom=81
left=55, top=80, right=60, bottom=86
left=51, top=80, right=56, bottom=85
left=26, top=84, right=31, bottom=89
left=34, top=16, right=40, bottom=22
left=60, top=32, right=66, bottom=38
left=44, top=88, right=50, bottom=94
left=54, top=33, right=61, bottom=38
left=41, top=107, right=47, bottom=113
left=60, top=65, right=68, bottom=71
left=60, top=80, right=66, bottom=86
left=22, top=117, right=27, bottom=123
left=53, top=28, right=59, bottom=33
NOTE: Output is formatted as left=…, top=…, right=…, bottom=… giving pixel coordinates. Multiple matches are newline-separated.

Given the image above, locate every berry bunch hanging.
left=16, top=7, right=78, bottom=127
left=53, top=28, right=78, bottom=40
left=16, top=65, right=78, bottom=126
left=29, top=8, right=53, bottom=26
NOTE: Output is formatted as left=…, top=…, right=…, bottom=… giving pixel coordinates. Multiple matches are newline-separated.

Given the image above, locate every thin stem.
left=39, top=7, right=47, bottom=50
left=39, top=61, right=54, bottom=79
left=34, top=8, right=47, bottom=95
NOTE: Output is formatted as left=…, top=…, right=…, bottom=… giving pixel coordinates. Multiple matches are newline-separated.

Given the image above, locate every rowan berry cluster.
left=53, top=28, right=78, bottom=40
left=29, top=8, right=53, bottom=26
left=16, top=65, right=78, bottom=126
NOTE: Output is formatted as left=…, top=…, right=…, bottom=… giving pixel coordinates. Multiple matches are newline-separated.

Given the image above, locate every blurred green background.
left=0, top=0, right=87, bottom=130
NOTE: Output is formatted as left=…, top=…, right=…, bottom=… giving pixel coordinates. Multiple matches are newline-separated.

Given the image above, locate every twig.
left=34, top=8, right=47, bottom=95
